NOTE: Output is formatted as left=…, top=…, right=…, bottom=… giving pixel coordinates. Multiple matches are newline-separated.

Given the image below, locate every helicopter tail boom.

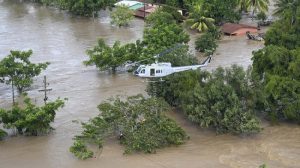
left=173, top=56, right=211, bottom=73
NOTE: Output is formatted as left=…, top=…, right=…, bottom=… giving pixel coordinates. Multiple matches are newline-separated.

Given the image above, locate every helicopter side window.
left=150, top=69, right=155, bottom=76
left=141, top=69, right=145, bottom=74
left=156, top=70, right=160, bottom=73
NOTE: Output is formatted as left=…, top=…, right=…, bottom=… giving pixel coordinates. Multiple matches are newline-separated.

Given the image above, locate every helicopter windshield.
left=136, top=66, right=142, bottom=73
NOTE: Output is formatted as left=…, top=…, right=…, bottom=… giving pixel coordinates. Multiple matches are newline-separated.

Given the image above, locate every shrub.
left=195, top=33, right=217, bottom=54
left=70, top=95, right=187, bottom=159
left=110, top=5, right=134, bottom=27
left=0, top=97, right=65, bottom=136
left=0, top=129, right=7, bottom=140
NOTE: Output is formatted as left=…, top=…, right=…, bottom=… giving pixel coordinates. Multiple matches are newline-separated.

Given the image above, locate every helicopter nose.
left=133, top=70, right=139, bottom=75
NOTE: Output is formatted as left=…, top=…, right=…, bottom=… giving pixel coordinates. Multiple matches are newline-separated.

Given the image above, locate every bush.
left=0, top=97, right=65, bottom=136
left=195, top=33, right=217, bottom=54
left=70, top=95, right=187, bottom=159
left=69, top=140, right=94, bottom=160
left=110, top=5, right=134, bottom=27
left=0, top=129, right=7, bottom=140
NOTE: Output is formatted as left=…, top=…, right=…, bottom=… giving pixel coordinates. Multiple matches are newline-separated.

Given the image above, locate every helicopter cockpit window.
left=140, top=69, right=145, bottom=74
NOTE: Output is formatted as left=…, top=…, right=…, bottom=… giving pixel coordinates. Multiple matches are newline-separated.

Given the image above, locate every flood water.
left=0, top=1, right=299, bottom=168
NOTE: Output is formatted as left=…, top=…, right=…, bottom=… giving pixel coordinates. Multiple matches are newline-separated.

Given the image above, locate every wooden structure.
left=221, top=23, right=258, bottom=36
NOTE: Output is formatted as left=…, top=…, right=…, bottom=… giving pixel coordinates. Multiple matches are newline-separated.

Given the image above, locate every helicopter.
left=127, top=44, right=212, bottom=78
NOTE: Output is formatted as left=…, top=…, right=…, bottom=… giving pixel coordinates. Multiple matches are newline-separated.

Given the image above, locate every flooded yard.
left=0, top=1, right=299, bottom=168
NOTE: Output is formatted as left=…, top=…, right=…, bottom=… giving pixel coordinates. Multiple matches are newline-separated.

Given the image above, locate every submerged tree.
left=70, top=95, right=187, bottom=159
left=110, top=5, right=134, bottom=27
left=0, top=50, right=49, bottom=103
left=148, top=65, right=262, bottom=134
left=185, top=3, right=215, bottom=33
left=84, top=39, right=146, bottom=73
left=0, top=96, right=65, bottom=136
left=247, top=0, right=270, bottom=17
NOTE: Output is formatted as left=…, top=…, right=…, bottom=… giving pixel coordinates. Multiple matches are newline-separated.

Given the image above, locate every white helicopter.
left=129, top=44, right=212, bottom=78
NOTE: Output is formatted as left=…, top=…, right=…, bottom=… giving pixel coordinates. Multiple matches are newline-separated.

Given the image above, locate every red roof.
left=221, top=23, right=257, bottom=35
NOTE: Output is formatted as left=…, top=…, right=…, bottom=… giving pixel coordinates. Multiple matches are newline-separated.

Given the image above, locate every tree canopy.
left=0, top=96, right=65, bottom=136
left=32, top=0, right=115, bottom=17
left=251, top=1, right=300, bottom=123
left=70, top=95, right=187, bottom=159
left=110, top=5, right=134, bottom=27
left=148, top=65, right=262, bottom=134
left=0, top=50, right=49, bottom=93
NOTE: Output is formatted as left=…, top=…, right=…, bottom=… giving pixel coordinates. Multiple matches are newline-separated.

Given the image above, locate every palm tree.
left=187, top=16, right=215, bottom=32
left=185, top=2, right=215, bottom=33
left=237, top=0, right=250, bottom=12
left=274, top=0, right=299, bottom=25
left=246, top=0, right=269, bottom=18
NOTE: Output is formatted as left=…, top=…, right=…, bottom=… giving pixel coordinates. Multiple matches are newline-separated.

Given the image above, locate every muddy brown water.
left=0, top=1, right=299, bottom=168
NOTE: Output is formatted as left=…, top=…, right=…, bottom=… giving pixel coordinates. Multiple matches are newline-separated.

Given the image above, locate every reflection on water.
left=0, top=1, right=299, bottom=168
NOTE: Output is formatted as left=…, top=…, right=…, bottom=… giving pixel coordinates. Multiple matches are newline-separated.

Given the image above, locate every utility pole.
left=144, top=0, right=146, bottom=20
left=11, top=78, right=15, bottom=105
left=38, top=76, right=52, bottom=105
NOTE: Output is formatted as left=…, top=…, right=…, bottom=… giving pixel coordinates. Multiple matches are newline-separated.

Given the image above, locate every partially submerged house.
left=221, top=23, right=258, bottom=36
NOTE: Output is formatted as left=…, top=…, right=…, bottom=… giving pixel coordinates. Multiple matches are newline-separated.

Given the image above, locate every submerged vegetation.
left=0, top=96, right=65, bottom=137
left=31, top=0, right=115, bottom=16
left=70, top=95, right=187, bottom=159
left=110, top=5, right=134, bottom=27
left=251, top=0, right=300, bottom=122
left=0, top=50, right=49, bottom=93
left=147, top=65, right=262, bottom=134
left=1, top=0, right=298, bottom=166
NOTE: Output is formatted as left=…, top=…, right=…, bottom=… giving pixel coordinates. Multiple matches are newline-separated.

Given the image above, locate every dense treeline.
left=146, top=0, right=300, bottom=133
left=84, top=9, right=193, bottom=73
left=30, top=0, right=115, bottom=16
left=147, top=65, right=262, bottom=134
left=251, top=0, right=300, bottom=122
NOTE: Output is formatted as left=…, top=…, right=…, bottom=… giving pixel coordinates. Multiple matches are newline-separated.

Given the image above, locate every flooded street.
left=0, top=1, right=299, bottom=168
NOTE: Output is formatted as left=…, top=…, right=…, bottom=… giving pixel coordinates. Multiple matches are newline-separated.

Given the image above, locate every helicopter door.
left=150, top=68, right=155, bottom=76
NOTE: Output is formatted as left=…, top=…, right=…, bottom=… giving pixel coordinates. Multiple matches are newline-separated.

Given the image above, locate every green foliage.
left=31, top=0, right=115, bottom=17
left=201, top=0, right=241, bottom=24
left=0, top=129, right=7, bottom=140
left=110, top=5, right=134, bottom=27
left=274, top=0, right=299, bottom=25
left=0, top=97, right=65, bottom=136
left=143, top=23, right=190, bottom=55
left=146, top=10, right=175, bottom=26
left=195, top=33, right=217, bottom=54
left=70, top=95, right=187, bottom=159
left=251, top=1, right=300, bottom=123
left=185, top=3, right=215, bottom=33
left=259, top=163, right=268, bottom=168
left=161, top=6, right=185, bottom=22
left=144, top=8, right=190, bottom=55
left=158, top=46, right=197, bottom=66
left=247, top=0, right=269, bottom=16
left=257, top=11, right=267, bottom=21
left=252, top=46, right=300, bottom=122
left=149, top=65, right=262, bottom=134
left=69, top=140, right=94, bottom=160
left=84, top=39, right=144, bottom=73
left=0, top=50, right=49, bottom=93
left=264, top=21, right=300, bottom=50
left=85, top=8, right=191, bottom=73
